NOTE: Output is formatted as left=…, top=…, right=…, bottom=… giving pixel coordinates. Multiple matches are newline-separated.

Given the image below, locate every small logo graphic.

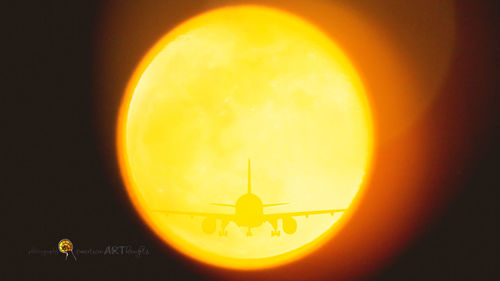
left=58, top=239, right=77, bottom=261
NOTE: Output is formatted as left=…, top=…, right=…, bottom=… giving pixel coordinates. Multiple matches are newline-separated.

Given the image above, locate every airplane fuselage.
left=234, top=193, right=264, bottom=227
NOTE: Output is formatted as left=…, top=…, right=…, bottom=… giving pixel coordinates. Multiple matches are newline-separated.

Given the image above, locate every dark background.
left=8, top=0, right=499, bottom=280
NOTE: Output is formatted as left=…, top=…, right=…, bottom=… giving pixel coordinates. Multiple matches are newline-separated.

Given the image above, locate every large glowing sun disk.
left=118, top=5, right=373, bottom=270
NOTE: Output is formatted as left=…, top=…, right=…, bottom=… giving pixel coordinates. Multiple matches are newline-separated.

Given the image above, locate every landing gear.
left=219, top=220, right=228, bottom=237
left=269, top=219, right=280, bottom=237
left=246, top=228, right=253, bottom=236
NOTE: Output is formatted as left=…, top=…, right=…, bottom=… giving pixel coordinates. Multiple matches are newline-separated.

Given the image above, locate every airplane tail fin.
left=248, top=158, right=251, bottom=194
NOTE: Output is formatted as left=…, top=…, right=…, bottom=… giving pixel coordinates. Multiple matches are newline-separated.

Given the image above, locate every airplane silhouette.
left=155, top=159, right=346, bottom=237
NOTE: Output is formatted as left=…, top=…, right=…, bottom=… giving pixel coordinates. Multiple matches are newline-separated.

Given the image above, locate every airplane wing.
left=264, top=209, right=346, bottom=219
left=153, top=210, right=234, bottom=220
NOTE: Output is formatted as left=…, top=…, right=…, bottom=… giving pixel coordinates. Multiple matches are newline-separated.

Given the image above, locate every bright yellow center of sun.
left=118, top=6, right=373, bottom=269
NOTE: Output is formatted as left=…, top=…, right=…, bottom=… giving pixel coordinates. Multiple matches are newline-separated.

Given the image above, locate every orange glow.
left=93, top=0, right=462, bottom=280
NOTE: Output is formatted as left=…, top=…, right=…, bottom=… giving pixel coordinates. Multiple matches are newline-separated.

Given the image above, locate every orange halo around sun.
left=117, top=5, right=374, bottom=270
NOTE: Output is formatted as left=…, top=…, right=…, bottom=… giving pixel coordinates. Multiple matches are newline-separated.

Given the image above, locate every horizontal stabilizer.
left=209, top=203, right=235, bottom=207
left=263, top=203, right=289, bottom=207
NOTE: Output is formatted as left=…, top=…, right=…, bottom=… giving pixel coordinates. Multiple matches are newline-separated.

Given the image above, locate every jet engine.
left=282, top=217, right=297, bottom=234
left=202, top=217, right=216, bottom=234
